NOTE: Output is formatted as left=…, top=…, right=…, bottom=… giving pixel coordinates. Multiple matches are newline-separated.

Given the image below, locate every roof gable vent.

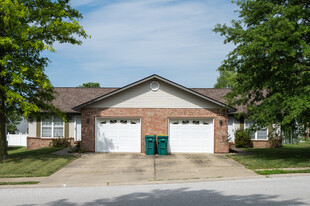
left=150, top=81, right=160, bottom=91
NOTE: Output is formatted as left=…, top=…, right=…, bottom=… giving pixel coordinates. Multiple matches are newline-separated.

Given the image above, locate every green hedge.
left=235, top=129, right=253, bottom=148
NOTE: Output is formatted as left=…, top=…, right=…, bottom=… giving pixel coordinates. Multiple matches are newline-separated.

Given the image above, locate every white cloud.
left=49, top=0, right=237, bottom=87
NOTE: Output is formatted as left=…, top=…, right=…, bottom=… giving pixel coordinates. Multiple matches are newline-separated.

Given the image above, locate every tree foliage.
left=214, top=70, right=236, bottom=88
left=234, top=129, right=253, bottom=148
left=214, top=0, right=310, bottom=134
left=78, top=82, right=100, bottom=88
left=0, top=0, right=88, bottom=160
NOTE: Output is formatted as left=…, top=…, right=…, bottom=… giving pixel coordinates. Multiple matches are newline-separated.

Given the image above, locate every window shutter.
left=240, top=117, right=244, bottom=130
left=268, top=126, right=273, bottom=137
left=64, top=122, right=69, bottom=137
left=36, top=118, right=41, bottom=137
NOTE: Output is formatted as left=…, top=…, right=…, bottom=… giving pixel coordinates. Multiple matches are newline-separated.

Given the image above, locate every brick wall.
left=252, top=140, right=282, bottom=148
left=81, top=108, right=229, bottom=153
left=252, top=140, right=271, bottom=148
left=27, top=137, right=74, bottom=150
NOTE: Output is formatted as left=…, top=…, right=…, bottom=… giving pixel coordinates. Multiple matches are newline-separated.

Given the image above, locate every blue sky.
left=46, top=0, right=238, bottom=88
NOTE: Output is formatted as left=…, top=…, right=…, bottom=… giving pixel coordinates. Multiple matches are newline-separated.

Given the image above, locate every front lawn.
left=228, top=141, right=310, bottom=170
left=0, top=147, right=76, bottom=178
left=256, top=169, right=310, bottom=175
left=0, top=181, right=39, bottom=185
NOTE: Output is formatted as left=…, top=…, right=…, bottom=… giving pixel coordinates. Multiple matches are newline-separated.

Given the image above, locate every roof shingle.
left=52, top=87, right=245, bottom=113
left=52, top=87, right=118, bottom=113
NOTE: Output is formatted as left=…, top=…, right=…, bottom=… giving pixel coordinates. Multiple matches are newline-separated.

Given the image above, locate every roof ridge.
left=191, top=88, right=232, bottom=90
left=54, top=87, right=119, bottom=89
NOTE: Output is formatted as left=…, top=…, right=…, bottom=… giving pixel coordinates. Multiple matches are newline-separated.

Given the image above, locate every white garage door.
left=169, top=119, right=214, bottom=153
left=95, top=118, right=141, bottom=152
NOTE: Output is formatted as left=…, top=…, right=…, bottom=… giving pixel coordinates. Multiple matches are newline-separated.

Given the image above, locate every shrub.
left=235, top=129, right=253, bottom=148
left=69, top=141, right=84, bottom=153
left=49, top=137, right=71, bottom=148
left=268, top=129, right=283, bottom=148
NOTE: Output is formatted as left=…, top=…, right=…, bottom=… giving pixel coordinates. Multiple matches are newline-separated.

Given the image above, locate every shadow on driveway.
left=20, top=187, right=306, bottom=206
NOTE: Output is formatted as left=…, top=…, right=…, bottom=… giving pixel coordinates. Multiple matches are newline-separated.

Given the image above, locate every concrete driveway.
left=39, top=153, right=257, bottom=187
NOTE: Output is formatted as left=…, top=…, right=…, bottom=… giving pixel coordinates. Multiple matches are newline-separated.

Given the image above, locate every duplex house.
left=27, top=75, right=271, bottom=153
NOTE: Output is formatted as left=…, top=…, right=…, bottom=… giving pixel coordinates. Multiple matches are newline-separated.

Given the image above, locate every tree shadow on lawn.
left=19, top=187, right=306, bottom=206
left=5, top=147, right=72, bottom=161
left=7, top=146, right=25, bottom=152
left=1, top=147, right=75, bottom=177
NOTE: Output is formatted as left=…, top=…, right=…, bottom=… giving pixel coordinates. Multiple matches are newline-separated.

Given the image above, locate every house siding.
left=28, top=120, right=36, bottom=137
left=89, top=80, right=220, bottom=109
left=81, top=108, right=229, bottom=153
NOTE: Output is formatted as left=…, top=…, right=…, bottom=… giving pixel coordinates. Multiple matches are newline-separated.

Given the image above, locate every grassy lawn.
left=0, top=181, right=39, bottom=185
left=228, top=141, right=310, bottom=170
left=0, top=147, right=76, bottom=178
left=256, top=169, right=310, bottom=175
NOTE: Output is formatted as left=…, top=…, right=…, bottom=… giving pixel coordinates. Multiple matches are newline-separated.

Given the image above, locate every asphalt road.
left=1, top=175, right=310, bottom=206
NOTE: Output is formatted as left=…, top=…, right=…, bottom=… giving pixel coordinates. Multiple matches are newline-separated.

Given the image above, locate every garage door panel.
left=169, top=119, right=214, bottom=153
left=96, top=118, right=141, bottom=152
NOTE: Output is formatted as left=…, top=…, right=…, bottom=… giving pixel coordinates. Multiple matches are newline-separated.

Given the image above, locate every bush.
left=268, top=130, right=283, bottom=148
left=49, top=137, right=71, bottom=148
left=235, top=129, right=253, bottom=148
left=69, top=141, right=84, bottom=153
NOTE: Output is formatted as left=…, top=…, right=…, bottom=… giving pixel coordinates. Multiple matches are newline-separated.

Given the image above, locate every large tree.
left=78, top=82, right=100, bottom=88
left=214, top=0, right=310, bottom=135
left=214, top=70, right=236, bottom=88
left=0, top=0, right=88, bottom=160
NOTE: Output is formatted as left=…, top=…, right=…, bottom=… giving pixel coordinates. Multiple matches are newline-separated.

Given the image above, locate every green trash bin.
left=157, top=135, right=168, bottom=155
left=145, top=135, right=156, bottom=155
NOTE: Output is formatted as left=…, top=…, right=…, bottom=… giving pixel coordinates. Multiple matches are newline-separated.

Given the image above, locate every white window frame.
left=245, top=119, right=268, bottom=140
left=41, top=115, right=64, bottom=138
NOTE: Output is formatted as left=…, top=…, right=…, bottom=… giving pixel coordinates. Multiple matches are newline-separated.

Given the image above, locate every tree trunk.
left=0, top=23, right=8, bottom=160
left=0, top=77, right=8, bottom=160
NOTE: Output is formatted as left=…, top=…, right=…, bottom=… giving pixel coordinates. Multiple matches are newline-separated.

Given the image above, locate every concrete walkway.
left=38, top=153, right=258, bottom=187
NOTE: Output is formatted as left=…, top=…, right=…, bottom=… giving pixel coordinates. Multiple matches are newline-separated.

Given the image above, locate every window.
left=182, top=120, right=189, bottom=125
left=193, top=120, right=200, bottom=125
left=42, top=116, right=64, bottom=138
left=120, top=120, right=127, bottom=124
left=257, top=129, right=268, bottom=140
left=110, top=120, right=117, bottom=124
left=245, top=120, right=268, bottom=140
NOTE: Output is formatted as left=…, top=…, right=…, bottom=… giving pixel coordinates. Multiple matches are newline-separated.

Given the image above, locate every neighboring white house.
left=16, top=118, right=28, bottom=134
left=6, top=117, right=29, bottom=147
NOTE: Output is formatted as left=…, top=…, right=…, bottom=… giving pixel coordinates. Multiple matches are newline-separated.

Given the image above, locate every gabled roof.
left=72, top=74, right=237, bottom=112
left=191, top=88, right=247, bottom=114
left=52, top=87, right=118, bottom=113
